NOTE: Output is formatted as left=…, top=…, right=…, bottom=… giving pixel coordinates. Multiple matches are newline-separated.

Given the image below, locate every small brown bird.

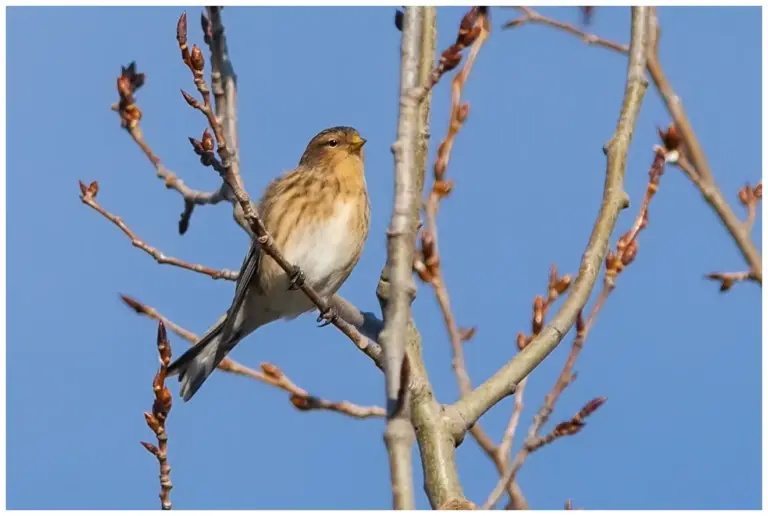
left=167, top=126, right=370, bottom=401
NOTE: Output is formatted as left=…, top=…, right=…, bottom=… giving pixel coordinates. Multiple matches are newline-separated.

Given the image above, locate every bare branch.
left=204, top=7, right=239, bottom=162
left=112, top=62, right=230, bottom=235
left=505, top=6, right=762, bottom=284
left=141, top=321, right=173, bottom=510
left=450, top=4, right=651, bottom=444
left=376, top=8, right=471, bottom=509
left=380, top=6, right=435, bottom=508
left=122, top=295, right=384, bottom=419
left=486, top=47, right=680, bottom=509
left=705, top=270, right=759, bottom=292
left=418, top=5, right=490, bottom=399
left=78, top=181, right=237, bottom=280
left=503, top=7, right=628, bottom=53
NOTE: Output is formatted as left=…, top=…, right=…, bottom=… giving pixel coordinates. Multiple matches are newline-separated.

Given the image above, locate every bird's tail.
left=166, top=315, right=242, bottom=402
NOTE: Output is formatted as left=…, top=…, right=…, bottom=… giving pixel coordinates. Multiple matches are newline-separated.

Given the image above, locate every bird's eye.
left=328, top=139, right=338, bottom=147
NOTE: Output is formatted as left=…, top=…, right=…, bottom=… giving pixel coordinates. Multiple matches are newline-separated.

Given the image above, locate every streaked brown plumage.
left=167, top=126, right=370, bottom=401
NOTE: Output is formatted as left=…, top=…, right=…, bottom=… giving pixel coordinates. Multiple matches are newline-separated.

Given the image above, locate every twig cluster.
left=485, top=116, right=678, bottom=510
left=498, top=265, right=572, bottom=508
left=122, top=294, right=385, bottom=419
left=504, top=6, right=763, bottom=287
left=78, top=181, right=237, bottom=280
left=414, top=7, right=490, bottom=102
left=414, top=5, right=489, bottom=397
left=409, top=6, right=503, bottom=500
left=112, top=61, right=229, bottom=235
left=140, top=321, right=173, bottom=510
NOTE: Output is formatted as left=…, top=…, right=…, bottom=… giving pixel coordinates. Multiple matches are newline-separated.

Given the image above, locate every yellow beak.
left=350, top=136, right=367, bottom=152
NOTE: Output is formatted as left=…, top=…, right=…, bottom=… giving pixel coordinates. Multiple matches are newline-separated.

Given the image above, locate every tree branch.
left=449, top=5, right=651, bottom=440
left=380, top=6, right=430, bottom=508
left=140, top=321, right=173, bottom=510
left=78, top=181, right=238, bottom=280
left=487, top=54, right=680, bottom=512
left=504, top=6, right=762, bottom=285
left=121, top=295, right=384, bottom=419
left=113, top=63, right=229, bottom=235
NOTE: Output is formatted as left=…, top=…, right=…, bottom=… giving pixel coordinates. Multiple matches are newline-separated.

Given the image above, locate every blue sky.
left=6, top=6, right=761, bottom=510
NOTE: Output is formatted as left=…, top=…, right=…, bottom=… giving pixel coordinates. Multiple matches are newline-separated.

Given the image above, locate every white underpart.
left=283, top=201, right=357, bottom=297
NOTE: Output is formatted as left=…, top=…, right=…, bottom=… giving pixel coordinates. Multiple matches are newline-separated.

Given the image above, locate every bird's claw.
left=288, top=266, right=305, bottom=291
left=316, top=306, right=337, bottom=327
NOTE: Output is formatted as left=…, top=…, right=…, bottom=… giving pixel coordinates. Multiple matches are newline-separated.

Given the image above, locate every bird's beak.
left=350, top=136, right=367, bottom=153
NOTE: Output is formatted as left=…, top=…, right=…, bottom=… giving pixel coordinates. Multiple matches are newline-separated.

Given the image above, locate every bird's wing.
left=217, top=238, right=262, bottom=348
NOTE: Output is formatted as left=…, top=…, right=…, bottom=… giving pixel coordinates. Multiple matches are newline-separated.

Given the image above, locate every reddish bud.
left=738, top=186, right=751, bottom=206
left=441, top=51, right=462, bottom=73
left=516, top=332, right=527, bottom=351
left=78, top=181, right=88, bottom=196
left=622, top=240, right=638, bottom=267
left=413, top=255, right=433, bottom=283
left=144, top=411, right=159, bottom=431
left=658, top=123, right=681, bottom=151
left=116, top=75, right=132, bottom=98
left=87, top=181, right=99, bottom=198
left=140, top=441, right=159, bottom=455
left=180, top=89, right=198, bottom=108
left=555, top=275, right=572, bottom=294
left=202, top=129, right=214, bottom=152
left=156, top=387, right=172, bottom=413
left=190, top=45, right=205, bottom=72
left=176, top=11, right=188, bottom=46
left=433, top=179, right=454, bottom=197
left=754, top=182, right=762, bottom=200
left=261, top=363, right=282, bottom=379
left=580, top=396, right=607, bottom=417
left=459, top=8, right=479, bottom=37
left=459, top=327, right=477, bottom=342
left=290, top=395, right=311, bottom=411
left=460, top=25, right=482, bottom=47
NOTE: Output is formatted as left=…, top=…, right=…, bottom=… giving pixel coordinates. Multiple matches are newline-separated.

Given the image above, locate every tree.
left=77, top=6, right=761, bottom=510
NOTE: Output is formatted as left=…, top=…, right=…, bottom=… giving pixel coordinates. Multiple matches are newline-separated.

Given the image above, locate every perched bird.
left=167, top=126, right=370, bottom=401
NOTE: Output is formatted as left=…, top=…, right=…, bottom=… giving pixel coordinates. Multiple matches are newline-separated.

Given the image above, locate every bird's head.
left=299, top=126, right=366, bottom=168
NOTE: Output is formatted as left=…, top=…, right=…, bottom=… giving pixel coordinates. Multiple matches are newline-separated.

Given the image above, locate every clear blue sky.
left=6, top=6, right=761, bottom=510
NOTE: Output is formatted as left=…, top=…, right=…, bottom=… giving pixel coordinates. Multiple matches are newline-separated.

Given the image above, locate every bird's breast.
left=281, top=200, right=366, bottom=294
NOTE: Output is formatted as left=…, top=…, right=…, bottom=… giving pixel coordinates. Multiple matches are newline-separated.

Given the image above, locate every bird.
left=166, top=126, right=370, bottom=402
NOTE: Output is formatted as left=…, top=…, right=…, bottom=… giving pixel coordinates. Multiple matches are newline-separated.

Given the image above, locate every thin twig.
left=418, top=6, right=490, bottom=397
left=140, top=321, right=173, bottom=510
left=497, top=379, right=527, bottom=464
left=412, top=6, right=488, bottom=102
left=450, top=5, right=651, bottom=448
left=704, top=271, right=759, bottom=292
left=122, top=295, right=384, bottom=419
left=738, top=180, right=762, bottom=234
left=486, top=95, right=676, bottom=513
left=204, top=7, right=239, bottom=163
left=504, top=6, right=762, bottom=284
left=113, top=62, right=230, bottom=235
left=78, top=181, right=237, bottom=280
left=413, top=8, right=499, bottom=497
